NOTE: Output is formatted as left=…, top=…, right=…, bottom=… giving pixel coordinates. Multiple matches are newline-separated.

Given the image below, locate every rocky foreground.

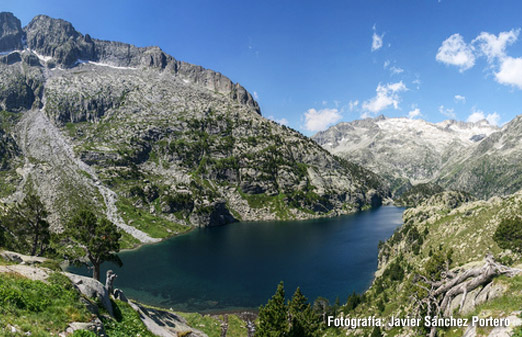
left=0, top=250, right=255, bottom=337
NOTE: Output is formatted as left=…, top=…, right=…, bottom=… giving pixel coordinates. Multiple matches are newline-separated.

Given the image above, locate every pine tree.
left=345, top=291, right=362, bottom=311
left=288, top=287, right=307, bottom=318
left=333, top=296, right=340, bottom=316
left=255, top=281, right=288, bottom=337
left=2, top=189, right=50, bottom=256
left=288, top=287, right=320, bottom=337
left=312, top=297, right=330, bottom=323
left=67, top=208, right=122, bottom=281
left=0, top=219, right=5, bottom=248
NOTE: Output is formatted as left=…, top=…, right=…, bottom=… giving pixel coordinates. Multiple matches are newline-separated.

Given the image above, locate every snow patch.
left=0, top=49, right=21, bottom=56
left=76, top=59, right=137, bottom=70
left=30, top=50, right=52, bottom=62
left=324, top=117, right=499, bottom=157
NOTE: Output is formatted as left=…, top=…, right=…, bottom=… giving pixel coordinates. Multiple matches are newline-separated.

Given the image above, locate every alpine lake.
left=69, top=206, right=404, bottom=313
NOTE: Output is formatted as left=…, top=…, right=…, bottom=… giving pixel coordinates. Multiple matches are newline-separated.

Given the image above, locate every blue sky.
left=4, top=0, right=522, bottom=134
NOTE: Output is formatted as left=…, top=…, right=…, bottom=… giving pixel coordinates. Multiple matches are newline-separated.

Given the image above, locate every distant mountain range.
left=313, top=115, right=522, bottom=199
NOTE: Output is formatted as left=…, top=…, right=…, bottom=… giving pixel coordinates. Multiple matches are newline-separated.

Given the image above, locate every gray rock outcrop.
left=65, top=272, right=114, bottom=317
left=0, top=12, right=23, bottom=52
left=66, top=318, right=106, bottom=337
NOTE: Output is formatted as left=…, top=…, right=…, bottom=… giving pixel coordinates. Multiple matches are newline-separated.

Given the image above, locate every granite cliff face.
left=0, top=12, right=388, bottom=247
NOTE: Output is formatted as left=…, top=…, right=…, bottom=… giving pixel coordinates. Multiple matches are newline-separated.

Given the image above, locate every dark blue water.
left=70, top=206, right=403, bottom=312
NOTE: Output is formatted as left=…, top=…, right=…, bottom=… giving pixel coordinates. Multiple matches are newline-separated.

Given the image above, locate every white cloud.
left=487, top=113, right=500, bottom=126
left=454, top=95, right=466, bottom=103
left=438, top=29, right=522, bottom=91
left=472, top=29, right=522, bottom=89
left=495, top=56, right=522, bottom=89
left=267, top=115, right=289, bottom=126
left=253, top=91, right=259, bottom=100
left=277, top=118, right=289, bottom=125
left=389, top=66, right=404, bottom=75
left=371, top=25, right=384, bottom=52
left=362, top=81, right=407, bottom=115
left=466, top=111, right=484, bottom=123
left=439, top=105, right=456, bottom=119
left=408, top=108, right=421, bottom=119
left=304, top=108, right=342, bottom=132
left=436, top=33, right=475, bottom=72
left=384, top=60, right=404, bottom=75
left=412, top=78, right=421, bottom=89
left=361, top=111, right=372, bottom=119
left=466, top=108, right=500, bottom=125
left=349, top=100, right=359, bottom=111
left=472, top=29, right=520, bottom=61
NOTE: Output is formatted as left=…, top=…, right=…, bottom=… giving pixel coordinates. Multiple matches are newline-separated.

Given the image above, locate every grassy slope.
left=0, top=271, right=92, bottom=336
left=0, top=255, right=246, bottom=337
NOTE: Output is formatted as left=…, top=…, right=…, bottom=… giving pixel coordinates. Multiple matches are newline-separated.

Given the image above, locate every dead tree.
left=106, top=270, right=117, bottom=295
left=414, top=254, right=521, bottom=337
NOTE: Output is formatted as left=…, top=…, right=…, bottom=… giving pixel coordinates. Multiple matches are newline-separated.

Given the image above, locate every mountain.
left=0, top=12, right=388, bottom=247
left=437, top=115, right=522, bottom=199
left=312, top=115, right=499, bottom=197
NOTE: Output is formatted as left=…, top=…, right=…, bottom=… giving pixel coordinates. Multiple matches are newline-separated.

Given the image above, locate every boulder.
left=66, top=318, right=106, bottom=336
left=65, top=272, right=114, bottom=317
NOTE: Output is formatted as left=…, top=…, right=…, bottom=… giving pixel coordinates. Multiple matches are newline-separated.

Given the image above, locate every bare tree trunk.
left=93, top=263, right=100, bottom=281
left=30, top=231, right=39, bottom=256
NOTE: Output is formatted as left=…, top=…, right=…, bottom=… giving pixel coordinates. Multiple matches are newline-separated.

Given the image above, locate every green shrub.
left=424, top=249, right=453, bottom=280
left=382, top=260, right=404, bottom=282
left=493, top=217, right=522, bottom=253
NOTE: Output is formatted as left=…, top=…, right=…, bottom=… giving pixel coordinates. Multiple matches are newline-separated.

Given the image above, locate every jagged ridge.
left=0, top=12, right=260, bottom=114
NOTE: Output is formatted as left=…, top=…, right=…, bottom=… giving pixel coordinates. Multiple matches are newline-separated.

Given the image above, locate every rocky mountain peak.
left=0, top=12, right=23, bottom=52
left=25, top=14, right=80, bottom=44
left=24, top=14, right=95, bottom=67
left=0, top=12, right=261, bottom=114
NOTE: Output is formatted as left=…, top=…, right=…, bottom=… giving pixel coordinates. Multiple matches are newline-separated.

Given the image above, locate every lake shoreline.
left=121, top=202, right=392, bottom=252
left=69, top=206, right=405, bottom=313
